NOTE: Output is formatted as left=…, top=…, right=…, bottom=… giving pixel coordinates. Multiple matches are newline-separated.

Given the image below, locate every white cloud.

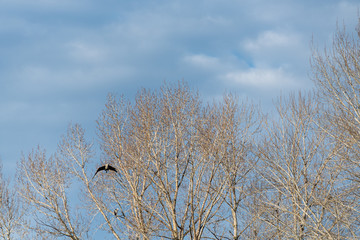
left=244, top=30, right=301, bottom=52
left=183, top=54, right=222, bottom=70
left=240, top=29, right=310, bottom=78
left=222, top=67, right=298, bottom=89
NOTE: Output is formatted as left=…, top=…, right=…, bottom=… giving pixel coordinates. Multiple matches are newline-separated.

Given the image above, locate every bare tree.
left=256, top=92, right=358, bottom=239
left=17, top=145, right=90, bottom=240
left=311, top=20, right=360, bottom=236
left=57, top=124, right=123, bottom=240
left=97, top=82, right=258, bottom=239
left=311, top=21, right=360, bottom=167
left=0, top=162, right=27, bottom=240
left=202, top=94, right=263, bottom=240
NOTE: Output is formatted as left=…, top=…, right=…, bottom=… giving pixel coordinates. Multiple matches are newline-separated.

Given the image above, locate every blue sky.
left=0, top=0, right=359, bottom=174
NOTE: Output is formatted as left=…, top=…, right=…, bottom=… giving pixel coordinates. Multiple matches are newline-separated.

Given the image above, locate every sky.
left=0, top=0, right=359, bottom=175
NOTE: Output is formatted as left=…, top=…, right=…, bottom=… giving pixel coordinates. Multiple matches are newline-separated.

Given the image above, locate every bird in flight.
left=93, top=163, right=117, bottom=179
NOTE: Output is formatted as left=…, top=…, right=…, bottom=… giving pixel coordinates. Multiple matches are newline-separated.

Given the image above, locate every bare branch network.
left=2, top=21, right=360, bottom=239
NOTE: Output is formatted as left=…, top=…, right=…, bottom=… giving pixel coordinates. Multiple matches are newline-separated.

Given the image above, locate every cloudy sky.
left=0, top=0, right=359, bottom=174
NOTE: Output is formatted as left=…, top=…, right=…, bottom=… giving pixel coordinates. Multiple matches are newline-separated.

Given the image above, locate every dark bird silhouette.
left=114, top=208, right=119, bottom=216
left=93, top=163, right=117, bottom=179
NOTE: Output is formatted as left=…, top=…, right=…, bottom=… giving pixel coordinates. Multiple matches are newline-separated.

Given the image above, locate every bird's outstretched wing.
left=92, top=165, right=106, bottom=179
left=107, top=165, right=118, bottom=173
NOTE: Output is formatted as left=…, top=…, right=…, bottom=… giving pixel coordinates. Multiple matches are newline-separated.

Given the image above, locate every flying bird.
left=93, top=163, right=118, bottom=179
